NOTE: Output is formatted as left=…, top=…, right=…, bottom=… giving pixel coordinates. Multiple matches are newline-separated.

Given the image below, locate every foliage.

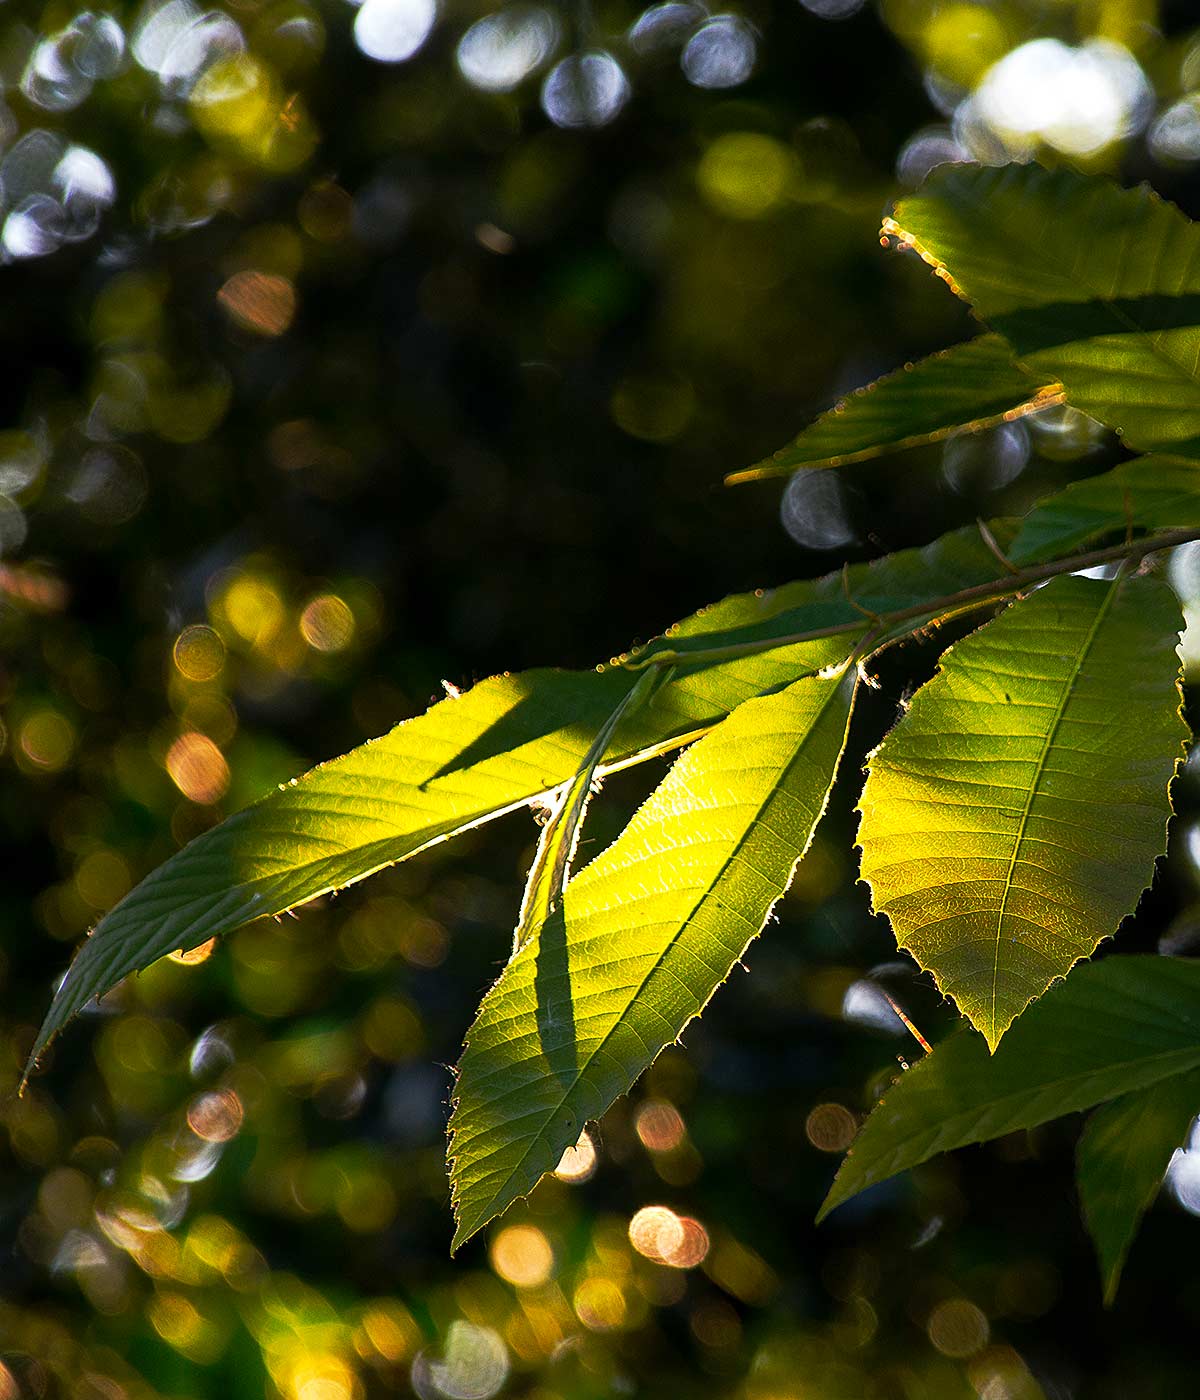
left=28, top=159, right=1200, bottom=1303
left=12, top=3, right=1200, bottom=1397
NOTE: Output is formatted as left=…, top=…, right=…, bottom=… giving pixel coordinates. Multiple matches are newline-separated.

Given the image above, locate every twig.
left=623, top=526, right=1200, bottom=672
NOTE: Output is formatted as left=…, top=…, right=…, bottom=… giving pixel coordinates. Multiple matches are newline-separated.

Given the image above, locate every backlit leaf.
left=889, top=165, right=1200, bottom=453
left=448, top=668, right=858, bottom=1248
left=29, top=521, right=1018, bottom=1076
left=512, top=664, right=665, bottom=956
left=819, top=956, right=1200, bottom=1223
left=728, top=334, right=1059, bottom=484
left=1077, top=1068, right=1200, bottom=1304
left=857, top=572, right=1186, bottom=1048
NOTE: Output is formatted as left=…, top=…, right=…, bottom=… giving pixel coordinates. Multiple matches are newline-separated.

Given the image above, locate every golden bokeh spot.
left=490, top=1224, right=554, bottom=1288
left=553, top=1129, right=597, bottom=1183
left=218, top=270, right=298, bottom=337
left=573, top=1276, right=627, bottom=1331
left=218, top=572, right=286, bottom=647
left=635, top=1099, right=686, bottom=1153
left=697, top=133, right=799, bottom=219
left=300, top=594, right=356, bottom=652
left=356, top=1300, right=421, bottom=1363
left=187, top=1088, right=244, bottom=1143
left=0, top=1362, right=18, bottom=1400
left=166, top=732, right=231, bottom=805
left=19, top=710, right=76, bottom=772
left=927, top=1297, right=990, bottom=1358
left=170, top=936, right=217, bottom=966
left=74, top=850, right=131, bottom=910
left=174, top=624, right=226, bottom=682
left=805, top=1102, right=858, bottom=1153
left=628, top=1205, right=682, bottom=1261
left=628, top=1206, right=709, bottom=1268
left=922, top=3, right=1008, bottom=87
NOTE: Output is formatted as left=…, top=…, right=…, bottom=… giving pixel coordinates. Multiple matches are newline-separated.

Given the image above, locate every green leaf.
left=857, top=571, right=1186, bottom=1048
left=728, top=334, right=1059, bottom=484
left=447, top=667, right=858, bottom=1248
left=29, top=520, right=1018, bottom=1077
left=889, top=164, right=1200, bottom=453
left=1077, top=1069, right=1200, bottom=1304
left=512, top=664, right=665, bottom=956
left=818, top=955, right=1200, bottom=1223
left=1010, top=456, right=1200, bottom=564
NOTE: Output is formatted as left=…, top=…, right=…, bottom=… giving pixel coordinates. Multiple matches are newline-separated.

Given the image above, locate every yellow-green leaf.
left=29, top=521, right=1015, bottom=1078
left=857, top=572, right=1186, bottom=1049
left=447, top=668, right=858, bottom=1248
left=512, top=664, right=665, bottom=956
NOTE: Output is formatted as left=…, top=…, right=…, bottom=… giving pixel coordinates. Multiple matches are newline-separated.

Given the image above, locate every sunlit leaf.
left=448, top=668, right=858, bottom=1248
left=857, top=572, right=1186, bottom=1049
left=1077, top=1068, right=1200, bottom=1304
left=728, top=334, right=1059, bottom=484
left=889, top=165, right=1200, bottom=453
left=29, top=521, right=1022, bottom=1075
left=818, top=956, right=1200, bottom=1223
left=1010, top=457, right=1200, bottom=564
left=512, top=664, right=665, bottom=956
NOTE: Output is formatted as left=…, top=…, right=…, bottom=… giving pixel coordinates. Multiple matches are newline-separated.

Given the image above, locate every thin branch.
left=624, top=526, right=1200, bottom=672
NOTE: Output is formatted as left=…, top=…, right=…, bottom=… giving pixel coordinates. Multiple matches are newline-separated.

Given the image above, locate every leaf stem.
left=624, top=527, right=1200, bottom=671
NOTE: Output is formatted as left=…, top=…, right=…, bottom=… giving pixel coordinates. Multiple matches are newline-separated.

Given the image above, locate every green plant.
left=27, top=162, right=1200, bottom=1301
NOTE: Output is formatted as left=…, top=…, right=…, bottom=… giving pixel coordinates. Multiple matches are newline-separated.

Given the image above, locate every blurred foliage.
left=7, top=0, right=1200, bottom=1396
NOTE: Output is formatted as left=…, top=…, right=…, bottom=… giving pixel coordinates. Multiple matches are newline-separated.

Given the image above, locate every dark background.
left=3, top=0, right=1200, bottom=1395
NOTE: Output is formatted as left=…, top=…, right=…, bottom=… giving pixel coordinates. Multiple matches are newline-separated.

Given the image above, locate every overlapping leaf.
left=888, top=165, right=1200, bottom=453
left=1077, top=1069, right=1200, bottom=1303
left=512, top=665, right=664, bottom=956
left=728, top=334, right=1059, bottom=484
left=448, top=669, right=858, bottom=1247
left=819, top=956, right=1200, bottom=1223
left=1010, top=456, right=1200, bottom=564
left=857, top=572, right=1186, bottom=1049
left=29, top=521, right=1025, bottom=1075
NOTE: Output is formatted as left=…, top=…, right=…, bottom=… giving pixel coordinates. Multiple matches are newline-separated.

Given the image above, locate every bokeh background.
left=6, top=0, right=1200, bottom=1395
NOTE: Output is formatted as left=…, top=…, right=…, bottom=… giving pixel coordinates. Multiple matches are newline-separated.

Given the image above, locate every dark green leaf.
left=889, top=165, right=1200, bottom=453
left=819, top=956, right=1200, bottom=1222
left=1077, top=1069, right=1200, bottom=1304
left=1010, top=457, right=1200, bottom=564
left=729, top=334, right=1058, bottom=484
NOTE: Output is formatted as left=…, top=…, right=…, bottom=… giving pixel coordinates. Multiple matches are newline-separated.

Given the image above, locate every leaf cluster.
left=30, top=163, right=1200, bottom=1298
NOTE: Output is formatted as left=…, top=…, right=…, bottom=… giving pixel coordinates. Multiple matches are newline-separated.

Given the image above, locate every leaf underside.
left=890, top=164, right=1200, bottom=454
left=1077, top=1068, right=1200, bottom=1304
left=1009, top=455, right=1200, bottom=564
left=447, top=668, right=858, bottom=1249
left=29, top=520, right=1021, bottom=1078
left=857, top=571, right=1186, bottom=1049
left=819, top=955, right=1200, bottom=1223
left=730, top=333, right=1058, bottom=483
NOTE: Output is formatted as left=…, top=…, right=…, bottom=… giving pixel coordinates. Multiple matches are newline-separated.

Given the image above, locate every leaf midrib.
left=455, top=676, right=849, bottom=1236
left=987, top=577, right=1119, bottom=1043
